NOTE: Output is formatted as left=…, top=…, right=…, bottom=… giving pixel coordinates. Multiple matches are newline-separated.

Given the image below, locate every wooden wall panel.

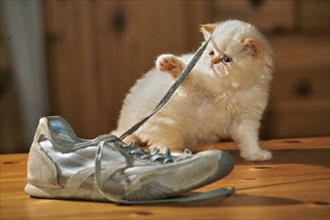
left=301, top=0, right=329, bottom=31
left=270, top=35, right=329, bottom=101
left=214, top=0, right=295, bottom=32
left=44, top=1, right=102, bottom=138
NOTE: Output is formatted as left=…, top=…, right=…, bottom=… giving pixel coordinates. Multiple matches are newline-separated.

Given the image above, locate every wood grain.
left=1, top=137, right=329, bottom=220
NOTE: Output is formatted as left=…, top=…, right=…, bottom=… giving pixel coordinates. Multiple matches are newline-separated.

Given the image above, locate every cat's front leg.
left=232, top=120, right=272, bottom=161
left=156, top=54, right=185, bottom=78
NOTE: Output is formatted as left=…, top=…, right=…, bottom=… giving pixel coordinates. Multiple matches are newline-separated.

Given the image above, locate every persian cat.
left=113, top=20, right=274, bottom=161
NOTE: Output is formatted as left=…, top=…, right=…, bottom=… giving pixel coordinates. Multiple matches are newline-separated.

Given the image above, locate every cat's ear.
left=200, top=23, right=216, bottom=38
left=242, top=38, right=261, bottom=57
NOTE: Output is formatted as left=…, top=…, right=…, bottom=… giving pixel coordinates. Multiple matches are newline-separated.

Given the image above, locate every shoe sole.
left=25, top=180, right=182, bottom=202
left=25, top=183, right=107, bottom=202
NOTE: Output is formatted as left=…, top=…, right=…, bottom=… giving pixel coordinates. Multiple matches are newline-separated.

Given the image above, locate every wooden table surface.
left=1, top=137, right=329, bottom=220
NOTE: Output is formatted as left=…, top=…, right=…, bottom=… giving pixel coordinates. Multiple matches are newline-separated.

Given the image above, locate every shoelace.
left=123, top=140, right=193, bottom=164
left=93, top=36, right=235, bottom=204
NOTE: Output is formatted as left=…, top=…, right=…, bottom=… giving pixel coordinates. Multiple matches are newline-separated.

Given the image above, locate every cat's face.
left=200, top=20, right=273, bottom=90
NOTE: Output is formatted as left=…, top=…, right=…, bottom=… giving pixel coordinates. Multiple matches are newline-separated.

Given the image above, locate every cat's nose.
left=211, top=57, right=221, bottom=64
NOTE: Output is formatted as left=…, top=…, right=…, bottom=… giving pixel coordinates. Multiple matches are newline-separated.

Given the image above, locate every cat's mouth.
left=211, top=64, right=228, bottom=78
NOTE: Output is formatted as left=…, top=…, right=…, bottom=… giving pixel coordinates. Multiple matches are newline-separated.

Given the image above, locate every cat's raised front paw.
left=241, top=149, right=272, bottom=161
left=156, top=54, right=184, bottom=78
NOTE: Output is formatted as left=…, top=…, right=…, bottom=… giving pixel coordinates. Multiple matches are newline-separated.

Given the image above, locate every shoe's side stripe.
left=66, top=167, right=95, bottom=188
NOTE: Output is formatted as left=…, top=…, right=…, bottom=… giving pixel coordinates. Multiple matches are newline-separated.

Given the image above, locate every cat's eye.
left=223, top=56, right=232, bottom=63
left=209, top=50, right=215, bottom=56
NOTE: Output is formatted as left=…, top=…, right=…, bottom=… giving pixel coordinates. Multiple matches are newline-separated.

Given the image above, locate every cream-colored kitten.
left=114, top=20, right=274, bottom=161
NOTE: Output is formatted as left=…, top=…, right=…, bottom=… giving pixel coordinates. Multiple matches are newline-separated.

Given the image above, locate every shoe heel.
left=24, top=183, right=52, bottom=198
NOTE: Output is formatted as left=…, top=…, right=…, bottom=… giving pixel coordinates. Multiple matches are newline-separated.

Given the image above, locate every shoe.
left=25, top=116, right=234, bottom=204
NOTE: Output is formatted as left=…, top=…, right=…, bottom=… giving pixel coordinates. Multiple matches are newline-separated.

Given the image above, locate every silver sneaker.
left=25, top=116, right=234, bottom=204
left=25, top=38, right=234, bottom=204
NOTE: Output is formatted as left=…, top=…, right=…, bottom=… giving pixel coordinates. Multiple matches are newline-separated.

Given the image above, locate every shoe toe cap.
left=217, top=151, right=235, bottom=178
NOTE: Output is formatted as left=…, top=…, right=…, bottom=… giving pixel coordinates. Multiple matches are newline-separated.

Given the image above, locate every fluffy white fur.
left=113, top=20, right=274, bottom=161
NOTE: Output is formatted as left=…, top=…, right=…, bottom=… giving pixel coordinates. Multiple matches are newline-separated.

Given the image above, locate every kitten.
left=113, top=20, right=274, bottom=161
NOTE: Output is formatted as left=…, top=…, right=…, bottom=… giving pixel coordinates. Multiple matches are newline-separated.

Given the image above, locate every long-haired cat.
left=113, top=20, right=274, bottom=161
